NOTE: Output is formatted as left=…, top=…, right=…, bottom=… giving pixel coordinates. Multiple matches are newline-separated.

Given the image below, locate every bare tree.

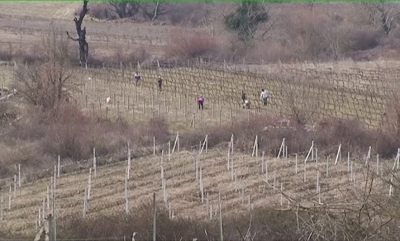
left=139, top=1, right=169, bottom=22
left=108, top=1, right=168, bottom=22
left=66, top=0, right=89, bottom=67
left=108, top=1, right=140, bottom=19
left=360, top=1, right=400, bottom=35
left=283, top=79, right=322, bottom=125
left=14, top=29, right=74, bottom=111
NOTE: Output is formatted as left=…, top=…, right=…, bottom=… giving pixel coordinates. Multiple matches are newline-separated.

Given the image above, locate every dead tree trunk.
left=66, top=0, right=89, bottom=68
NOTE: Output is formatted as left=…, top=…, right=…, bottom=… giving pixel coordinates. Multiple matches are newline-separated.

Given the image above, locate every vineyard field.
left=1, top=145, right=390, bottom=237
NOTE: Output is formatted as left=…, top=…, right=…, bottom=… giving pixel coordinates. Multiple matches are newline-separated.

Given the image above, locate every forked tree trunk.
left=66, top=0, right=89, bottom=67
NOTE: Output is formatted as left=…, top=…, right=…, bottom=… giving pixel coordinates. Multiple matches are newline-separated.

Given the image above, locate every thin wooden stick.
left=219, top=192, right=223, bottom=241
left=88, top=168, right=92, bottom=200
left=125, top=167, right=129, bottom=214
left=365, top=146, right=371, bottom=166
left=93, top=148, right=97, bottom=178
left=153, top=193, right=156, bottom=241
left=18, top=164, right=21, bottom=188
left=334, top=144, right=341, bottom=165
left=200, top=167, right=204, bottom=203
left=57, top=156, right=61, bottom=178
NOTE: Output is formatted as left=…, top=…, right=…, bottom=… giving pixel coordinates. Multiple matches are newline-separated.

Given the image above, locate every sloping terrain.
left=1, top=145, right=388, bottom=237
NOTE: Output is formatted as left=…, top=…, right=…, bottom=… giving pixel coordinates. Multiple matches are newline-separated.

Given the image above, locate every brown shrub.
left=87, top=2, right=114, bottom=20
left=39, top=103, right=136, bottom=160
left=166, top=2, right=206, bottom=26
left=164, top=28, right=219, bottom=60
left=346, top=28, right=381, bottom=52
left=87, top=46, right=150, bottom=66
left=57, top=199, right=301, bottom=241
left=0, top=49, right=13, bottom=62
left=1, top=102, right=170, bottom=178
left=181, top=114, right=400, bottom=159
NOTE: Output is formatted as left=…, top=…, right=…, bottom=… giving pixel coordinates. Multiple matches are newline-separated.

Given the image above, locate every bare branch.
left=65, top=31, right=79, bottom=41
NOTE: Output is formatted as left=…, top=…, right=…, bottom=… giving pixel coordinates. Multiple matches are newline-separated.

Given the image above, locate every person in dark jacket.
left=157, top=75, right=162, bottom=91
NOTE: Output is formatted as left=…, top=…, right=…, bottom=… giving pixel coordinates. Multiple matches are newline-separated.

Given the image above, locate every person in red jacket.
left=197, top=96, right=204, bottom=110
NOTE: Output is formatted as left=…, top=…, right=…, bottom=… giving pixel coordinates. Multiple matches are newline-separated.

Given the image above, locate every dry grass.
left=0, top=2, right=80, bottom=20
left=230, top=59, right=400, bottom=75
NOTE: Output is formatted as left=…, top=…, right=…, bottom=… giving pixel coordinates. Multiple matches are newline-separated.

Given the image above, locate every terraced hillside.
left=1, top=143, right=391, bottom=237
left=3, top=57, right=399, bottom=132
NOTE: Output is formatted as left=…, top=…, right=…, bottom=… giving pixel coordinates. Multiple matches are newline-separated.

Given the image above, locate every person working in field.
left=157, top=75, right=162, bottom=91
left=197, top=96, right=204, bottom=110
left=134, top=72, right=141, bottom=86
left=241, top=91, right=250, bottom=109
left=260, top=89, right=269, bottom=106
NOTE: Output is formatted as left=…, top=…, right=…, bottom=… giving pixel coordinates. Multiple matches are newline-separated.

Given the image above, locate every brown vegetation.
left=164, top=28, right=219, bottom=60
left=57, top=203, right=301, bottom=241
left=0, top=101, right=170, bottom=179
left=181, top=114, right=400, bottom=159
left=3, top=2, right=400, bottom=240
left=3, top=2, right=400, bottom=65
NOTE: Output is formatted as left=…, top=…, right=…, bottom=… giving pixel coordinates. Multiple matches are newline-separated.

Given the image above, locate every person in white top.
left=260, top=89, right=269, bottom=106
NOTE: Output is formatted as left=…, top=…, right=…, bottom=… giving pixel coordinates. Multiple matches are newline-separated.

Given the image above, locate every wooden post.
left=334, top=144, right=342, bottom=165
left=57, top=156, right=60, bottom=178
left=227, top=142, right=231, bottom=171
left=52, top=181, right=56, bottom=241
left=153, top=137, right=156, bottom=155
left=125, top=167, right=129, bottom=214
left=83, top=187, right=88, bottom=218
left=42, top=198, right=45, bottom=221
left=316, top=170, right=320, bottom=194
left=219, top=192, right=223, bottom=241
left=47, top=186, right=50, bottom=210
left=48, top=214, right=55, bottom=241
left=127, top=142, right=131, bottom=180
left=168, top=141, right=171, bottom=161
left=18, top=164, right=21, bottom=188
left=13, top=175, right=16, bottom=198
left=53, top=165, right=57, bottom=190
left=8, top=186, right=11, bottom=210
left=93, top=148, right=97, bottom=178
left=200, top=167, right=204, bottom=203
left=196, top=152, right=199, bottom=180
left=171, top=132, right=179, bottom=153
left=153, top=193, right=156, bottom=241
left=88, top=168, right=92, bottom=200
left=304, top=159, right=307, bottom=182
left=265, top=158, right=268, bottom=183
left=365, top=146, right=371, bottom=166
left=277, top=138, right=285, bottom=159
